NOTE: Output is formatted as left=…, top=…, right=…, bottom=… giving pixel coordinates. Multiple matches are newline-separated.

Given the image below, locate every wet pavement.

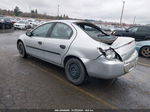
left=0, top=30, right=150, bottom=109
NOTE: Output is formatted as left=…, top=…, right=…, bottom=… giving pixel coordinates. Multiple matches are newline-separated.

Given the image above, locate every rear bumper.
left=84, top=50, right=138, bottom=79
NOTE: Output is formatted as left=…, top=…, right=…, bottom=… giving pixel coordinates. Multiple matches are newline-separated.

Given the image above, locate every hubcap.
left=18, top=43, right=24, bottom=56
left=141, top=47, right=150, bottom=57
left=69, top=63, right=80, bottom=80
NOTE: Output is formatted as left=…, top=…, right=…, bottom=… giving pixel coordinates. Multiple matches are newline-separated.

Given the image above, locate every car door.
left=137, top=26, right=150, bottom=41
left=145, top=27, right=150, bottom=40
left=124, top=27, right=139, bottom=38
left=24, top=23, right=55, bottom=59
left=42, top=22, right=76, bottom=65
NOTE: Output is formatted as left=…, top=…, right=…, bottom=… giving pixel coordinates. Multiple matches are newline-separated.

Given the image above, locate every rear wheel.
left=65, top=58, right=87, bottom=85
left=140, top=46, right=150, bottom=58
left=17, top=41, right=27, bottom=58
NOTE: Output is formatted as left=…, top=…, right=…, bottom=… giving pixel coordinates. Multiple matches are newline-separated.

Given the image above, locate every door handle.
left=38, top=41, right=42, bottom=45
left=60, top=45, right=66, bottom=49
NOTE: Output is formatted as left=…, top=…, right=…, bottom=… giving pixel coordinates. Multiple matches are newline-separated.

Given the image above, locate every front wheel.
left=17, top=41, right=27, bottom=58
left=140, top=46, right=150, bottom=58
left=65, top=58, right=87, bottom=85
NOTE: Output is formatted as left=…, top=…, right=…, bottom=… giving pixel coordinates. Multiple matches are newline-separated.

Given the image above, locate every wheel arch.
left=63, top=55, right=88, bottom=75
left=17, top=39, right=23, bottom=48
left=17, top=39, right=23, bottom=43
left=64, top=55, right=83, bottom=66
left=17, top=39, right=26, bottom=50
left=140, top=45, right=150, bottom=51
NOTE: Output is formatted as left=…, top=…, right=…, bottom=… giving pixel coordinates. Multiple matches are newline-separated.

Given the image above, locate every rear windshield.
left=76, top=22, right=117, bottom=44
left=76, top=22, right=108, bottom=38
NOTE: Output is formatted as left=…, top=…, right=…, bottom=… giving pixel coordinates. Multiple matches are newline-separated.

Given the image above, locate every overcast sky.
left=0, top=0, right=149, bottom=24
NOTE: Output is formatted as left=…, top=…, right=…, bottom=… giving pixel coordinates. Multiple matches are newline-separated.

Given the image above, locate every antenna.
left=120, top=0, right=125, bottom=25
left=57, top=5, right=60, bottom=17
left=133, top=16, right=136, bottom=24
left=57, top=0, right=60, bottom=17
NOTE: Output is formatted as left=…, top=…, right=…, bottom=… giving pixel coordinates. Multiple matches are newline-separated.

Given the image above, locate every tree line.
left=0, top=6, right=69, bottom=19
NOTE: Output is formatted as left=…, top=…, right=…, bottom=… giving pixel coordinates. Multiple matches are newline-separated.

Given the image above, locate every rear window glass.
left=76, top=22, right=107, bottom=39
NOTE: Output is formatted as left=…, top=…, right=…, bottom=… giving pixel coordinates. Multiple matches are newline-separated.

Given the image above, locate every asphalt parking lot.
left=0, top=30, right=150, bottom=109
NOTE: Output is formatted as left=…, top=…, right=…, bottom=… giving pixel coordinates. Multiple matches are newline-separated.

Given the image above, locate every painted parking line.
left=27, top=61, right=118, bottom=109
left=138, top=62, right=150, bottom=67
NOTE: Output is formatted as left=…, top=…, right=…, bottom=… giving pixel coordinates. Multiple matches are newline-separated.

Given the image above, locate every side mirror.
left=26, top=31, right=32, bottom=37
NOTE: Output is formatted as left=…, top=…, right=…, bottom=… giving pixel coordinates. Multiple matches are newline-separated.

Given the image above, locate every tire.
left=65, top=58, right=87, bottom=85
left=140, top=46, right=150, bottom=58
left=17, top=41, right=27, bottom=58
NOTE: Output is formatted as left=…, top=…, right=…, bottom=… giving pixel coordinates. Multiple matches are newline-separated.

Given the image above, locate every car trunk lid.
left=111, top=37, right=136, bottom=61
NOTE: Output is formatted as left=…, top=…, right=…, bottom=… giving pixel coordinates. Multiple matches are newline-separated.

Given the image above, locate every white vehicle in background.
left=26, top=19, right=42, bottom=29
left=35, top=20, right=42, bottom=26
left=26, top=19, right=35, bottom=28
left=14, top=20, right=29, bottom=30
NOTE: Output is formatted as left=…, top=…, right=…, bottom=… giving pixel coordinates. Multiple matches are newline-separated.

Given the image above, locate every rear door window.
left=50, top=23, right=73, bottom=39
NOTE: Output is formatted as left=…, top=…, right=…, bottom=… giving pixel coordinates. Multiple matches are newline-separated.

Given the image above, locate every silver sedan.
left=17, top=20, right=138, bottom=85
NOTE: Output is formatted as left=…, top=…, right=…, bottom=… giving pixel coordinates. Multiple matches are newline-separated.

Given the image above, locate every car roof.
left=47, top=19, right=88, bottom=24
left=132, top=25, right=150, bottom=28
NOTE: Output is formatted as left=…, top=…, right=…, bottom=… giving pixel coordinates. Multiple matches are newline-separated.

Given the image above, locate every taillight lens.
left=99, top=48, right=116, bottom=60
